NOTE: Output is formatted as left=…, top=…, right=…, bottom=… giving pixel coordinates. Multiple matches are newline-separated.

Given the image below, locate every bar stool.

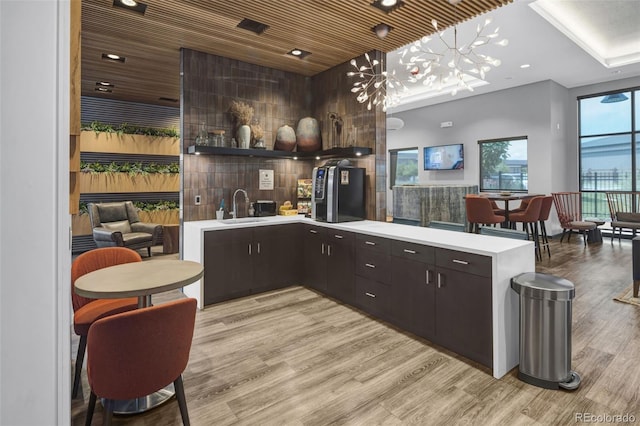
left=537, top=196, right=554, bottom=258
left=509, top=196, right=544, bottom=260
left=465, top=195, right=506, bottom=233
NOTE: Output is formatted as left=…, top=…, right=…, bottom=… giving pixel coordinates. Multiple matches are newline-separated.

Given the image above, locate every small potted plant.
left=229, top=101, right=254, bottom=149
left=251, top=122, right=265, bottom=149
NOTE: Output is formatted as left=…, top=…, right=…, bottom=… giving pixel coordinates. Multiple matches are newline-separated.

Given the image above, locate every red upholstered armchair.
left=71, top=247, right=141, bottom=399
left=85, top=298, right=197, bottom=426
left=465, top=195, right=505, bottom=233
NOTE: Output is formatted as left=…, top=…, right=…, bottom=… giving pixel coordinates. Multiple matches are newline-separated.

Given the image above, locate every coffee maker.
left=311, top=159, right=365, bottom=223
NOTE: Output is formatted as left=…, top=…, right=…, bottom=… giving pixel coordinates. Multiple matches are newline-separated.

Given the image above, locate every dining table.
left=74, top=259, right=204, bottom=414
left=479, top=192, right=544, bottom=224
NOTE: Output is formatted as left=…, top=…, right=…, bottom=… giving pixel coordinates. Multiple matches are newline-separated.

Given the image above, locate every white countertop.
left=184, top=215, right=533, bottom=256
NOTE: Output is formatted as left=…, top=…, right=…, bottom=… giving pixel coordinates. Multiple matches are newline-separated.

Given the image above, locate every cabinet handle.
left=257, top=242, right=261, bottom=254
left=437, top=272, right=443, bottom=288
left=365, top=292, right=376, bottom=298
left=365, top=263, right=376, bottom=268
left=452, top=259, right=469, bottom=265
left=426, top=270, right=431, bottom=284
left=334, top=234, right=344, bottom=239
left=365, top=241, right=376, bottom=246
left=309, top=229, right=318, bottom=234
left=321, top=243, right=325, bottom=255
left=328, top=245, right=332, bottom=256
left=248, top=244, right=252, bottom=255
left=403, top=249, right=416, bottom=254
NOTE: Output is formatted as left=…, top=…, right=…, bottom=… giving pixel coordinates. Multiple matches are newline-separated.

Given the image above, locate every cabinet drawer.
left=355, top=276, right=390, bottom=317
left=356, top=233, right=391, bottom=254
left=436, top=249, right=492, bottom=278
left=328, top=230, right=354, bottom=243
left=391, top=240, right=435, bottom=264
left=356, top=250, right=391, bottom=284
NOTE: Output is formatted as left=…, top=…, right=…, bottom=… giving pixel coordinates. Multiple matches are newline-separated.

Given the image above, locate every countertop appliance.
left=312, top=159, right=365, bottom=223
left=252, top=200, right=277, bottom=216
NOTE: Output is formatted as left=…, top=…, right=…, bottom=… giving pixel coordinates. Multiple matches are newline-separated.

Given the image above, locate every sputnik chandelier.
left=348, top=0, right=508, bottom=109
left=400, top=16, right=508, bottom=95
left=347, top=53, right=407, bottom=112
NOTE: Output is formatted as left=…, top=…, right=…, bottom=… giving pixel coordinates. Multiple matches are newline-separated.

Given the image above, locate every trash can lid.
left=511, top=272, right=575, bottom=301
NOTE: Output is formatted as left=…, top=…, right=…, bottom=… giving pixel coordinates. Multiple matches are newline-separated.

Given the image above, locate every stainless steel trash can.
left=511, top=272, right=581, bottom=390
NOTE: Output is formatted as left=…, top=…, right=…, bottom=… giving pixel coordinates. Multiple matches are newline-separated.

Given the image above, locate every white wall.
left=0, top=1, right=71, bottom=424
left=387, top=80, right=570, bottom=233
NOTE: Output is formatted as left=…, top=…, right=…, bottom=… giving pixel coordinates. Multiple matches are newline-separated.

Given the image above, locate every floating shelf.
left=187, top=145, right=372, bottom=159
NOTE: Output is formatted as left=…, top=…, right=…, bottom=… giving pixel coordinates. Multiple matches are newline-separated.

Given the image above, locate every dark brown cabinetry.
left=303, top=224, right=355, bottom=304
left=434, top=249, right=492, bottom=367
left=354, top=234, right=392, bottom=319
left=203, top=224, right=301, bottom=305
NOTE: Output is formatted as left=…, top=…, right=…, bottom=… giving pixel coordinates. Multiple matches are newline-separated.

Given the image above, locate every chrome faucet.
left=232, top=188, right=249, bottom=219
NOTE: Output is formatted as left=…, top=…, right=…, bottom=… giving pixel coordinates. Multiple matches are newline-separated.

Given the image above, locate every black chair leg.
left=85, top=391, right=97, bottom=426
left=73, top=335, right=87, bottom=399
left=102, top=399, right=113, bottom=426
left=174, top=375, right=190, bottom=426
left=147, top=246, right=152, bottom=257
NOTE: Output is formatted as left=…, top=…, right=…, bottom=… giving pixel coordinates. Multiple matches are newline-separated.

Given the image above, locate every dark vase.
left=274, top=125, right=296, bottom=151
left=296, top=117, right=322, bottom=152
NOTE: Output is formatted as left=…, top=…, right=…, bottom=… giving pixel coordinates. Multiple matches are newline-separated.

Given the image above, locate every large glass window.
left=389, top=148, right=418, bottom=188
left=479, top=137, right=528, bottom=192
left=579, top=89, right=637, bottom=219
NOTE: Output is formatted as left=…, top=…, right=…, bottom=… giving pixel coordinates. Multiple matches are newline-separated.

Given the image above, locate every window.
left=389, top=148, right=418, bottom=189
left=479, top=137, right=528, bottom=192
left=579, top=89, right=637, bottom=219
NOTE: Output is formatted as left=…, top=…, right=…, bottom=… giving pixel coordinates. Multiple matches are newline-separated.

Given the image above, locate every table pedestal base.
left=109, top=383, right=174, bottom=415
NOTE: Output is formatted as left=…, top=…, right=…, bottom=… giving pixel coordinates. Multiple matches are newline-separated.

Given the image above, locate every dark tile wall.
left=181, top=48, right=386, bottom=222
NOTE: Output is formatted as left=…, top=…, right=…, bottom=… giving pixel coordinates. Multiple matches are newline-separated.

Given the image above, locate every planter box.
left=72, top=210, right=179, bottom=236
left=79, top=172, right=179, bottom=193
left=80, top=131, right=180, bottom=156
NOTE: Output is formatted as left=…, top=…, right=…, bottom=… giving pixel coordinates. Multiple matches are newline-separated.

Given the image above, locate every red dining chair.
left=85, top=298, right=197, bottom=426
left=510, top=196, right=544, bottom=260
left=71, top=247, right=141, bottom=399
left=465, top=195, right=505, bottom=233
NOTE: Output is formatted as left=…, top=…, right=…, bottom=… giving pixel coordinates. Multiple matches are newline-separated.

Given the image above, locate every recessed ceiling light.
left=520, top=64, right=531, bottom=69
left=113, top=0, right=147, bottom=14
left=102, top=53, right=126, bottom=63
left=372, top=23, right=392, bottom=39
left=287, top=48, right=311, bottom=59
left=95, top=87, right=113, bottom=93
left=371, top=0, right=404, bottom=13
left=96, top=81, right=114, bottom=87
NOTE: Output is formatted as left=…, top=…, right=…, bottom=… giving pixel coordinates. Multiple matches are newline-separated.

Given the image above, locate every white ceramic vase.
left=237, top=124, right=251, bottom=149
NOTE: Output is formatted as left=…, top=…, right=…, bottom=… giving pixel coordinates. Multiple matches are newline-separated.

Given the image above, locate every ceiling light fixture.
left=102, top=53, right=126, bottom=63
left=371, top=0, right=404, bottom=14
left=96, top=81, right=114, bottom=87
left=399, top=1, right=508, bottom=96
left=601, top=93, right=629, bottom=103
left=287, top=48, right=311, bottom=59
left=95, top=87, right=113, bottom=93
left=113, top=0, right=147, bottom=15
left=237, top=18, right=269, bottom=35
left=348, top=52, right=407, bottom=111
left=372, top=23, right=392, bottom=39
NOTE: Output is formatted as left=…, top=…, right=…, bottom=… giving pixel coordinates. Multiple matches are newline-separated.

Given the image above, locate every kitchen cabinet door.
left=303, top=225, right=328, bottom=292
left=435, top=267, right=492, bottom=367
left=253, top=224, right=302, bottom=291
left=326, top=231, right=355, bottom=304
left=391, top=256, right=435, bottom=339
left=203, top=228, right=253, bottom=304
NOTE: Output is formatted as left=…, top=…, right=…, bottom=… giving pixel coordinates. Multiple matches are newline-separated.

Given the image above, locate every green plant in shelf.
left=78, top=200, right=179, bottom=215
left=81, top=121, right=180, bottom=138
left=80, top=161, right=179, bottom=175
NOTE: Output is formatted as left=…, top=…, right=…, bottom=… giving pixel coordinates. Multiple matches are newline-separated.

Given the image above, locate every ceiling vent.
left=237, top=18, right=269, bottom=35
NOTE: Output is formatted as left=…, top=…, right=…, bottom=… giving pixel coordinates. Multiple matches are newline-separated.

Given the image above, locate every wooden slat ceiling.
left=81, top=0, right=511, bottom=107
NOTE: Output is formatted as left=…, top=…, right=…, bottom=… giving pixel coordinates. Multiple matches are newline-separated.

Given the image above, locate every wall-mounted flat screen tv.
left=424, top=144, right=464, bottom=170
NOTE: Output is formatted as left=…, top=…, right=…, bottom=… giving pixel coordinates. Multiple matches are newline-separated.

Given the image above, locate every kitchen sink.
left=219, top=217, right=268, bottom=225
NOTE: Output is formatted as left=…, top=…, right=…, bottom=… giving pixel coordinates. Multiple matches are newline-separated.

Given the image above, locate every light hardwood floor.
left=71, top=237, right=640, bottom=425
